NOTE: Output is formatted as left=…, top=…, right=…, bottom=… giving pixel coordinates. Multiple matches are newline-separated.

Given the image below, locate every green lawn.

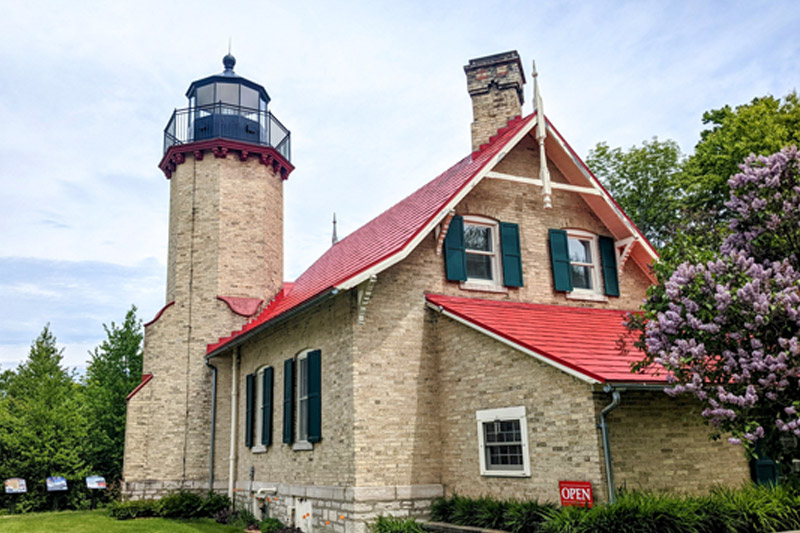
left=0, top=509, right=245, bottom=532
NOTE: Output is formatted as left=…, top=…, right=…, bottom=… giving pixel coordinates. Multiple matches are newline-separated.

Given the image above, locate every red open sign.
left=559, top=481, right=593, bottom=508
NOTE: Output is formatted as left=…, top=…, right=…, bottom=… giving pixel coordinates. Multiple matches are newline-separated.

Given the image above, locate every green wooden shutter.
left=245, top=373, right=254, bottom=448
left=549, top=229, right=573, bottom=292
left=261, top=367, right=273, bottom=446
left=599, top=235, right=620, bottom=297
left=500, top=222, right=523, bottom=287
left=307, top=350, right=322, bottom=443
left=282, top=358, right=294, bottom=444
left=444, top=215, right=467, bottom=281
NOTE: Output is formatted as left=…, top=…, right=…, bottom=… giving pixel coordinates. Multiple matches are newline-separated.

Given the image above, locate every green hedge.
left=425, top=485, right=800, bottom=533
left=109, top=491, right=230, bottom=520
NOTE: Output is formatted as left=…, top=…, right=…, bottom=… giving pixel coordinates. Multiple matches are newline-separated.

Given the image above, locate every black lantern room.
left=163, top=54, right=291, bottom=161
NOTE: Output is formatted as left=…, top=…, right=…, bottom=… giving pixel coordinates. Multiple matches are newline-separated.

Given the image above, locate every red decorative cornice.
left=217, top=296, right=263, bottom=317
left=144, top=301, right=175, bottom=327
left=126, top=373, right=153, bottom=401
left=159, top=139, right=294, bottom=180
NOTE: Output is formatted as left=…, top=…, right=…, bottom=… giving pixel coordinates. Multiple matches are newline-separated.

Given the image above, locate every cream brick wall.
left=600, top=390, right=750, bottom=493
left=216, top=291, right=357, bottom=488
left=434, top=313, right=607, bottom=503
left=124, top=150, right=284, bottom=490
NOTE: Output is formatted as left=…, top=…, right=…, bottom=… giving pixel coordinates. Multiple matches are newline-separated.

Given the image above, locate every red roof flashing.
left=426, top=293, right=665, bottom=384
left=126, top=373, right=154, bottom=401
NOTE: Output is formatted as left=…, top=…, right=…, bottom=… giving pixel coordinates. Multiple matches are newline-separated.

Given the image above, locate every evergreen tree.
left=0, top=326, right=88, bottom=511
left=83, top=306, right=143, bottom=484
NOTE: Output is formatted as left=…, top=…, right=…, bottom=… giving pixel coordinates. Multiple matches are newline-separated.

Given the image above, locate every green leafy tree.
left=586, top=137, right=683, bottom=248
left=681, top=91, right=800, bottom=218
left=83, top=306, right=143, bottom=484
left=0, top=326, right=88, bottom=511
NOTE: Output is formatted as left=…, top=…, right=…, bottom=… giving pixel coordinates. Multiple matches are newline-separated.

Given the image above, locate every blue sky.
left=1, top=0, right=798, bottom=370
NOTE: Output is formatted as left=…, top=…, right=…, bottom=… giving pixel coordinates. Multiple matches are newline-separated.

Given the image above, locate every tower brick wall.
left=124, top=150, right=285, bottom=494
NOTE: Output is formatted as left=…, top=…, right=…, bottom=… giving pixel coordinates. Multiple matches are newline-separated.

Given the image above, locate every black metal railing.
left=163, top=103, right=291, bottom=162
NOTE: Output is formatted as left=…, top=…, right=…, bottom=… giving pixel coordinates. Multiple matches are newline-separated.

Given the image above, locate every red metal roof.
left=206, top=115, right=534, bottom=354
left=425, top=293, right=666, bottom=384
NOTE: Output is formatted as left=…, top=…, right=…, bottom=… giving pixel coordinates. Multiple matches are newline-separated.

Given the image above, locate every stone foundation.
left=233, top=482, right=443, bottom=533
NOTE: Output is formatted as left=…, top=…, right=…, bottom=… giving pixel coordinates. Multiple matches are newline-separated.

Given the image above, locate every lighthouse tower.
left=123, top=54, right=293, bottom=496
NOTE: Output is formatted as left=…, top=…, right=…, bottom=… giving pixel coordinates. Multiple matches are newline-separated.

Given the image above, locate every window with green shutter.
left=550, top=229, right=621, bottom=298
left=445, top=215, right=524, bottom=289
left=282, top=358, right=294, bottom=444
left=549, top=229, right=573, bottom=292
left=307, top=350, right=322, bottom=443
left=245, top=373, right=255, bottom=448
left=444, top=215, right=467, bottom=281
left=599, top=236, right=620, bottom=297
left=500, top=222, right=523, bottom=287
left=261, top=367, right=273, bottom=446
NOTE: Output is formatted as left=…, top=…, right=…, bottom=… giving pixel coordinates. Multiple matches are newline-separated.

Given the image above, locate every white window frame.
left=565, top=230, right=607, bottom=302
left=461, top=216, right=504, bottom=289
left=251, top=366, right=270, bottom=454
left=476, top=406, right=530, bottom=477
left=293, top=350, right=313, bottom=451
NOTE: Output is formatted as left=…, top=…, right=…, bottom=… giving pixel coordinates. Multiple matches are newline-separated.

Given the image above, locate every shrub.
left=199, top=491, right=231, bottom=517
left=230, top=508, right=260, bottom=529
left=108, top=498, right=158, bottom=520
left=504, top=500, right=556, bottom=533
left=429, top=497, right=453, bottom=522
left=156, top=490, right=204, bottom=518
left=371, top=515, right=425, bottom=533
left=261, top=517, right=287, bottom=533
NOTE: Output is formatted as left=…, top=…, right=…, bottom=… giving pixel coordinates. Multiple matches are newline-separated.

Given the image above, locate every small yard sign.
left=46, top=476, right=68, bottom=492
left=5, top=478, right=27, bottom=494
left=86, top=476, right=107, bottom=490
left=559, top=480, right=593, bottom=508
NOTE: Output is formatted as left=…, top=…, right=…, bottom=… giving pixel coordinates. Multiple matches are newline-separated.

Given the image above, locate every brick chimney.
left=464, top=51, right=526, bottom=151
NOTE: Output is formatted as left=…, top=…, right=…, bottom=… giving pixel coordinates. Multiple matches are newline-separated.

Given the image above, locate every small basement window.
left=476, top=406, right=530, bottom=477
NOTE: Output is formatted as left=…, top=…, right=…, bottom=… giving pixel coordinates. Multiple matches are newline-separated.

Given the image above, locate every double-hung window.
left=283, top=349, right=322, bottom=449
left=567, top=231, right=600, bottom=293
left=444, top=215, right=523, bottom=289
left=464, top=219, right=501, bottom=284
left=476, top=406, right=530, bottom=477
left=549, top=229, right=619, bottom=298
left=245, top=366, right=273, bottom=451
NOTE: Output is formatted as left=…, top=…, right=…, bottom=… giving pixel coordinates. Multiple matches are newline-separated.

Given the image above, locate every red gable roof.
left=207, top=115, right=535, bottom=354
left=426, top=293, right=666, bottom=384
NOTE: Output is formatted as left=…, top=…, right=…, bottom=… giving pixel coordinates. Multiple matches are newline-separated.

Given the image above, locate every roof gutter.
left=206, top=288, right=339, bottom=360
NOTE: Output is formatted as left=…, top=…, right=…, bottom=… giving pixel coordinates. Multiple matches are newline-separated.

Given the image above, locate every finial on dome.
left=223, top=53, right=236, bottom=73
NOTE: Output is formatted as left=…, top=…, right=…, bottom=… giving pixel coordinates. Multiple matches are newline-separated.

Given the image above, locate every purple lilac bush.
left=640, top=146, right=800, bottom=457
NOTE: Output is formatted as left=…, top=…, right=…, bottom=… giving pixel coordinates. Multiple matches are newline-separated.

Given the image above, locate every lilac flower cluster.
left=643, top=147, right=800, bottom=449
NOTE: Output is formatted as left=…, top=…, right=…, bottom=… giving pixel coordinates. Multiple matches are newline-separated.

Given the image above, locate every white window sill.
left=480, top=471, right=531, bottom=478
left=292, top=441, right=313, bottom=451
left=459, top=281, right=508, bottom=294
left=566, top=291, right=608, bottom=303
left=251, top=445, right=267, bottom=454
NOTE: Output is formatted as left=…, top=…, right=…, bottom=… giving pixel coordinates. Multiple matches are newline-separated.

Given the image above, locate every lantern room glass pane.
left=241, top=86, right=259, bottom=110
left=196, top=84, right=213, bottom=107
left=216, top=82, right=239, bottom=105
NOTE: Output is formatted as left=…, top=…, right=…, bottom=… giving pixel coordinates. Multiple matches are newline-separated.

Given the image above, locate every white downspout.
left=228, top=348, right=239, bottom=500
